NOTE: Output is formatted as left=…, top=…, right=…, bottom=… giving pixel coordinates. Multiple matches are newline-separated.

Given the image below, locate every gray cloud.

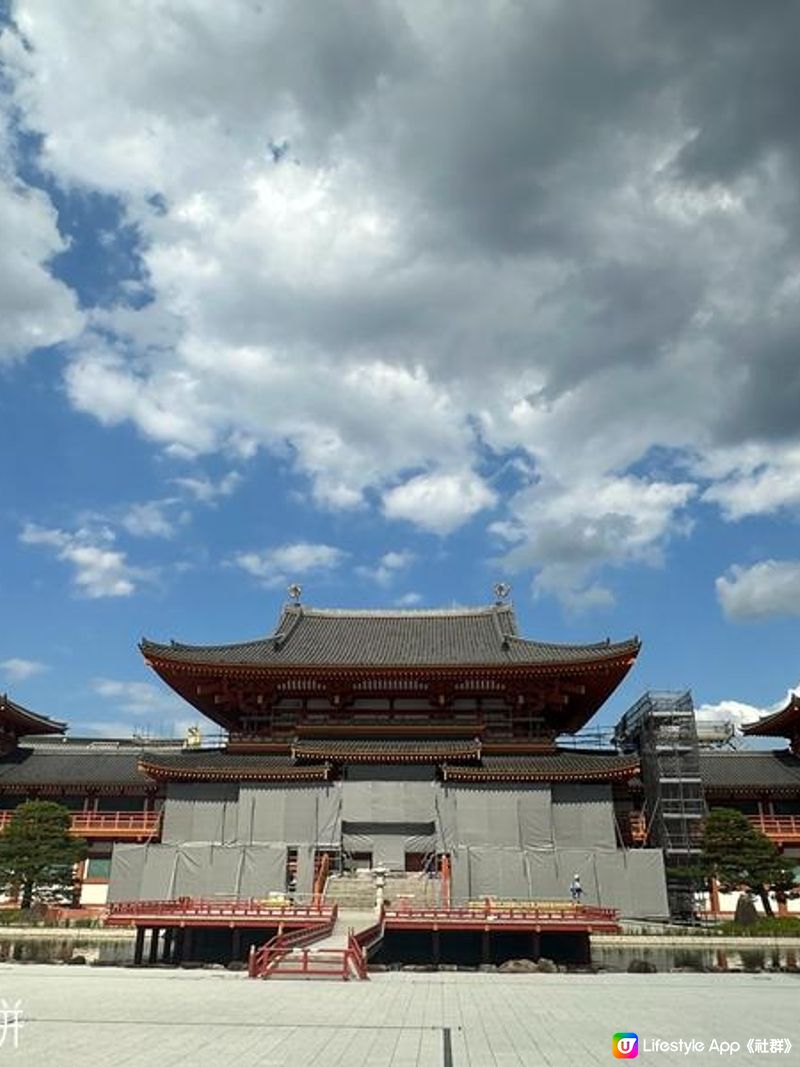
left=5, top=0, right=800, bottom=606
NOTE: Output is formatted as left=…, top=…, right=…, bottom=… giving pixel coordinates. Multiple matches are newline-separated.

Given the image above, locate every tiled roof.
left=141, top=604, right=639, bottom=669
left=139, top=750, right=330, bottom=782
left=0, top=694, right=65, bottom=736
left=443, top=751, right=640, bottom=783
left=742, top=694, right=800, bottom=738
left=292, top=738, right=482, bottom=762
left=699, top=750, right=800, bottom=793
left=0, top=747, right=150, bottom=787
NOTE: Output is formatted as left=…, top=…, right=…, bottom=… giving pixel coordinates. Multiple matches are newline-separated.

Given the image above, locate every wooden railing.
left=108, top=897, right=334, bottom=920
left=748, top=814, right=800, bottom=842
left=384, top=902, right=619, bottom=928
left=249, top=906, right=338, bottom=978
left=0, top=810, right=161, bottom=838
left=630, top=811, right=800, bottom=845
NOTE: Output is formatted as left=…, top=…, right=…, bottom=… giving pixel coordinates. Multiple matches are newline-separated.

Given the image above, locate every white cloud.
left=0, top=99, right=83, bottom=361
left=394, top=591, right=422, bottom=606
left=120, top=500, right=180, bottom=538
left=383, top=471, right=497, bottom=535
left=234, top=541, right=346, bottom=588
left=19, top=522, right=146, bottom=598
left=696, top=684, right=800, bottom=734
left=0, top=658, right=48, bottom=682
left=172, top=470, right=242, bottom=504
left=357, top=549, right=415, bottom=587
left=495, top=475, right=695, bottom=604
left=716, top=560, right=800, bottom=621
left=92, top=677, right=184, bottom=715
left=701, top=443, right=800, bottom=520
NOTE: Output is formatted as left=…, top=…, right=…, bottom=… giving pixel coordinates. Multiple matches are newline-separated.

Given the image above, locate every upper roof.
left=742, top=693, right=800, bottom=740
left=0, top=694, right=66, bottom=738
left=699, top=750, right=800, bottom=794
left=141, top=603, right=640, bottom=670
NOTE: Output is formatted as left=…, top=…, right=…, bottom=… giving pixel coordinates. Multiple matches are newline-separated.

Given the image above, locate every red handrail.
left=748, top=814, right=800, bottom=839
left=0, top=811, right=162, bottom=834
left=109, top=897, right=334, bottom=919
left=249, top=905, right=338, bottom=978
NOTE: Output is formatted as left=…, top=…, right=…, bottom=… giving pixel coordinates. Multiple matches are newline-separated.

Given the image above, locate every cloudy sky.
left=2, top=0, right=800, bottom=737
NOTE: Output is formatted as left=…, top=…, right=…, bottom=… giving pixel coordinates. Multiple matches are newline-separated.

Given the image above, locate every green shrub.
left=719, top=916, right=800, bottom=937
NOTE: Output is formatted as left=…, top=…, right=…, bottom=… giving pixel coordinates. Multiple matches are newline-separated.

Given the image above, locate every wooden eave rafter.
left=138, top=759, right=332, bottom=783
left=441, top=760, right=640, bottom=784
left=144, top=653, right=636, bottom=735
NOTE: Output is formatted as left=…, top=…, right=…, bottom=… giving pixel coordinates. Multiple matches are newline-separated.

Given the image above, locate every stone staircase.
left=323, top=872, right=443, bottom=910
left=383, top=874, right=442, bottom=909
left=324, top=874, right=378, bottom=909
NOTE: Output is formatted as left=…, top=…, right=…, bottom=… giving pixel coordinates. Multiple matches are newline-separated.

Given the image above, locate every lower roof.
left=699, top=750, right=800, bottom=794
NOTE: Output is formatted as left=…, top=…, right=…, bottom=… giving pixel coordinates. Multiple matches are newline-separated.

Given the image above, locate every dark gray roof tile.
left=142, top=604, right=639, bottom=669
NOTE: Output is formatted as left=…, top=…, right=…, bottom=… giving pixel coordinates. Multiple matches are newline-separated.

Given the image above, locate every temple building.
left=2, top=608, right=799, bottom=925
left=98, top=600, right=668, bottom=916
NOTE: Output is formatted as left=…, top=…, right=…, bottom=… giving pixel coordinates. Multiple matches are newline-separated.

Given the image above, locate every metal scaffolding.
left=615, top=691, right=705, bottom=917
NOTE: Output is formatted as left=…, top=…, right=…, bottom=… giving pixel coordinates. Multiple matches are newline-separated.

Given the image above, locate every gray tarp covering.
left=237, top=785, right=341, bottom=845
left=341, top=779, right=436, bottom=824
left=161, top=783, right=238, bottom=844
left=437, top=784, right=553, bottom=849
left=107, top=843, right=148, bottom=902
left=138, top=844, right=179, bottom=899
left=525, top=849, right=562, bottom=899
left=469, top=847, right=529, bottom=898
left=108, top=843, right=288, bottom=900
left=239, top=844, right=287, bottom=897
left=295, top=843, right=316, bottom=898
left=551, top=784, right=616, bottom=849
left=447, top=845, right=668, bottom=918
left=625, top=849, right=669, bottom=917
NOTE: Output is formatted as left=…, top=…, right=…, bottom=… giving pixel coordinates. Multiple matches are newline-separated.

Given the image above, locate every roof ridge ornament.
left=493, top=581, right=511, bottom=604
left=287, top=583, right=302, bottom=604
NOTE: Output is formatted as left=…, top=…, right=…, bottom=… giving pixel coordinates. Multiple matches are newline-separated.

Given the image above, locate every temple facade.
left=100, top=601, right=668, bottom=916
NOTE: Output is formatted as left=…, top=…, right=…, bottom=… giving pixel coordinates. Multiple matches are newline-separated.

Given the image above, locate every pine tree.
left=702, top=807, right=792, bottom=918
left=0, top=801, right=87, bottom=909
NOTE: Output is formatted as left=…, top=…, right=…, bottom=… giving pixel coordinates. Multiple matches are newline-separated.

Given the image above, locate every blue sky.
left=2, top=1, right=800, bottom=738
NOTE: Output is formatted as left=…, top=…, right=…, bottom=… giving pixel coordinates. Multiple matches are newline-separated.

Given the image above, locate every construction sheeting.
left=469, top=847, right=529, bottom=898
left=437, top=784, right=553, bottom=849
left=525, top=849, right=562, bottom=899
left=295, top=844, right=316, bottom=898
left=108, top=842, right=287, bottom=901
left=138, top=844, right=179, bottom=900
left=551, top=784, right=616, bottom=850
left=237, top=785, right=341, bottom=845
left=161, top=783, right=238, bottom=844
left=107, top=843, right=148, bottom=902
left=447, top=845, right=668, bottom=918
left=238, top=844, right=287, bottom=897
left=341, top=779, right=436, bottom=824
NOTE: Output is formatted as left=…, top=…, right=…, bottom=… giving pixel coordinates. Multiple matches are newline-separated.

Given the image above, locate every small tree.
left=0, top=801, right=87, bottom=909
left=701, top=808, right=791, bottom=918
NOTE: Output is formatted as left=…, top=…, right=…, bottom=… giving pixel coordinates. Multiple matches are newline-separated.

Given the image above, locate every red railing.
left=748, top=814, right=800, bottom=842
left=0, top=810, right=161, bottom=837
left=312, top=853, right=330, bottom=907
left=249, top=906, right=338, bottom=978
left=440, top=853, right=451, bottom=908
left=385, top=902, right=618, bottom=927
left=108, top=897, right=334, bottom=921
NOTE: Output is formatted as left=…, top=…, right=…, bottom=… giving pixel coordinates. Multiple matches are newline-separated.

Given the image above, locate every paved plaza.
left=0, top=964, right=797, bottom=1066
